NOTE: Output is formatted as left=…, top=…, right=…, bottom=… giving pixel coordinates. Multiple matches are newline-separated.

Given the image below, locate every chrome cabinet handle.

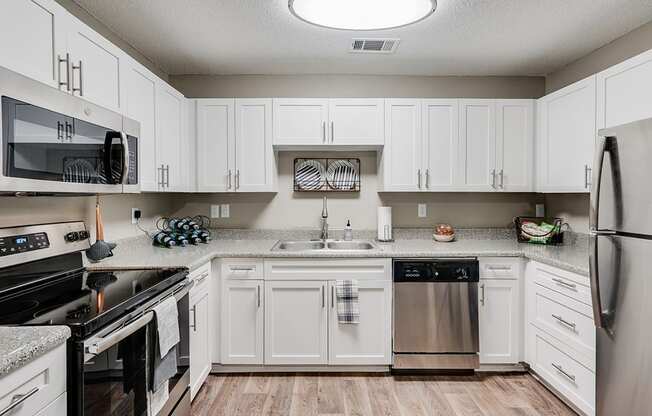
left=417, top=169, right=422, bottom=189
left=321, top=285, right=325, bottom=308
left=331, top=286, right=335, bottom=308
left=499, top=169, right=504, bottom=189
left=227, top=169, right=232, bottom=190
left=552, top=277, right=577, bottom=290
left=552, top=363, right=576, bottom=383
left=322, top=121, right=326, bottom=143
left=195, top=272, right=209, bottom=284
left=72, top=59, right=83, bottom=96
left=552, top=314, right=577, bottom=331
left=231, top=266, right=255, bottom=272
left=491, top=169, right=496, bottom=189
left=257, top=285, right=261, bottom=308
left=486, top=265, right=511, bottom=271
left=57, top=121, right=64, bottom=141
left=190, top=305, right=197, bottom=331
left=235, top=170, right=240, bottom=190
left=330, top=121, right=334, bottom=143
left=58, top=53, right=71, bottom=91
left=480, top=283, right=486, bottom=306
left=0, top=386, right=40, bottom=416
left=64, top=121, right=73, bottom=141
left=425, top=169, right=430, bottom=189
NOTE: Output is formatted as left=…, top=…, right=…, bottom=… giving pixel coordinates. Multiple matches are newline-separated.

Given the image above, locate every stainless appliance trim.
left=392, top=353, right=479, bottom=370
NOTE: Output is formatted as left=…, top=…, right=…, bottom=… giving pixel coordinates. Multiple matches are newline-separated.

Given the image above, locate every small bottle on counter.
left=343, top=220, right=353, bottom=241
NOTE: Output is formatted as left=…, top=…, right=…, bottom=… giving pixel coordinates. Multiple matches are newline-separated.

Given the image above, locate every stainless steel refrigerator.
left=590, top=117, right=652, bottom=416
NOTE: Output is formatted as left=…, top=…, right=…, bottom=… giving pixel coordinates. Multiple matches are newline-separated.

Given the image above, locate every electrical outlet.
left=418, top=203, right=427, bottom=218
left=210, top=204, right=220, bottom=218
left=131, top=208, right=141, bottom=224
left=220, top=204, right=230, bottom=218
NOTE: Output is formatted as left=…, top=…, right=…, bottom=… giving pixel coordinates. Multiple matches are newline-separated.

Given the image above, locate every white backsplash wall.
left=544, top=194, right=590, bottom=233
left=0, top=193, right=175, bottom=241
left=171, top=151, right=538, bottom=231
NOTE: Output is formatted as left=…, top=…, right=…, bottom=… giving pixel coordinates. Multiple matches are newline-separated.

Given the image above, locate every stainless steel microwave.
left=0, top=66, right=139, bottom=194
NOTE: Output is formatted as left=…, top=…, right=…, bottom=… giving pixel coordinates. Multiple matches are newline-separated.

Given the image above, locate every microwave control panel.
left=0, top=232, right=50, bottom=256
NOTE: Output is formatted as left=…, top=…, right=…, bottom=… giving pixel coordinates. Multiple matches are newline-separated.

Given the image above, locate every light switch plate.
left=418, top=203, right=427, bottom=218
left=210, top=204, right=220, bottom=218
left=220, top=204, right=230, bottom=218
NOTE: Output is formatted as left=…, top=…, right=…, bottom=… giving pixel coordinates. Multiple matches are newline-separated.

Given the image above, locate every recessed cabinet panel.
left=422, top=99, right=459, bottom=189
left=381, top=99, right=422, bottom=191
left=479, top=279, right=520, bottom=364
left=329, top=99, right=384, bottom=146
left=221, top=280, right=264, bottom=365
left=235, top=99, right=274, bottom=192
left=273, top=99, right=328, bottom=145
left=156, top=85, right=184, bottom=191
left=196, top=99, right=234, bottom=192
left=496, top=100, right=533, bottom=192
left=459, top=100, right=496, bottom=190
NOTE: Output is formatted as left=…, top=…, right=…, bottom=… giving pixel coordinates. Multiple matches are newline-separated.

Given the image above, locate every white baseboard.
left=211, top=364, right=390, bottom=373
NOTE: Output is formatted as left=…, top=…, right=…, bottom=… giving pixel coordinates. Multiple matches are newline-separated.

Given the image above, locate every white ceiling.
left=72, top=0, right=652, bottom=76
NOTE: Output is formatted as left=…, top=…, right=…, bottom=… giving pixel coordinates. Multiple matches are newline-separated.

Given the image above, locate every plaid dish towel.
left=336, top=280, right=359, bottom=324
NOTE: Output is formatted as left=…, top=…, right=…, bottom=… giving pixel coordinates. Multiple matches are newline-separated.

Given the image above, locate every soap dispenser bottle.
left=344, top=220, right=353, bottom=241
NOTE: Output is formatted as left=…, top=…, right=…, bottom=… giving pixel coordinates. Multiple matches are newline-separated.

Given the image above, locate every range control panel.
left=0, top=232, right=50, bottom=256
left=393, top=258, right=480, bottom=283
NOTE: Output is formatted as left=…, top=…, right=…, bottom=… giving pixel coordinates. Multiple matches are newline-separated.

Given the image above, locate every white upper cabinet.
left=235, top=99, right=275, bottom=192
left=65, top=15, right=126, bottom=112
left=495, top=99, right=534, bottom=192
left=422, top=99, right=459, bottom=190
left=273, top=98, right=328, bottom=146
left=537, top=76, right=596, bottom=193
left=380, top=99, right=422, bottom=191
left=597, top=49, right=652, bottom=129
left=156, top=83, right=184, bottom=191
left=459, top=99, right=496, bottom=191
left=0, top=0, right=68, bottom=88
left=196, top=99, right=235, bottom=192
left=328, top=99, right=384, bottom=146
left=125, top=63, right=158, bottom=191
left=273, top=99, right=383, bottom=147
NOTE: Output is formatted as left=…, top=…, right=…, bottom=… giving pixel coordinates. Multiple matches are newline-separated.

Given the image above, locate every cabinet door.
left=0, top=0, right=67, bottom=88
left=196, top=99, right=235, bottom=192
left=422, top=99, right=459, bottom=190
left=328, top=280, right=392, bottom=365
left=235, top=99, right=275, bottom=192
left=380, top=99, right=422, bottom=191
left=495, top=99, right=534, bottom=192
left=459, top=100, right=496, bottom=190
left=265, top=281, right=328, bottom=365
left=479, top=279, right=520, bottom=364
left=190, top=290, right=210, bottom=399
left=273, top=99, right=328, bottom=146
left=66, top=16, right=125, bottom=112
left=221, top=280, right=263, bottom=364
left=537, top=76, right=595, bottom=192
left=328, top=99, right=384, bottom=146
left=156, top=83, right=184, bottom=191
left=125, top=63, right=158, bottom=191
left=597, top=49, right=652, bottom=129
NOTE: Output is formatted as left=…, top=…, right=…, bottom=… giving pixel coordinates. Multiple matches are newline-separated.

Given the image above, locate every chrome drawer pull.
left=0, top=386, right=40, bottom=416
left=480, top=283, right=486, bottom=306
left=231, top=266, right=255, bottom=272
left=552, top=314, right=577, bottom=331
left=486, top=265, right=512, bottom=271
left=195, top=272, right=209, bottom=283
left=552, top=363, right=576, bottom=383
left=552, top=278, right=577, bottom=290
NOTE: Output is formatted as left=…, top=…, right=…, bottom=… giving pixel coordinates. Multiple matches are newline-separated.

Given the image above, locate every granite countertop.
left=0, top=326, right=70, bottom=377
left=89, top=229, right=589, bottom=276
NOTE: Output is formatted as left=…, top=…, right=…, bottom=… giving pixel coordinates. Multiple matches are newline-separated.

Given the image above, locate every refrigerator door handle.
left=589, top=135, right=612, bottom=232
left=590, top=233, right=607, bottom=329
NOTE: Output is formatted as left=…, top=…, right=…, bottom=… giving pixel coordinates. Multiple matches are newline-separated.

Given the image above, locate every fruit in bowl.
left=433, top=224, right=455, bottom=242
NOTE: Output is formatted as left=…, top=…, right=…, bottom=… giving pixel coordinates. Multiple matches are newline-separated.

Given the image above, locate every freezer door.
left=591, top=234, right=652, bottom=416
left=591, top=118, right=652, bottom=235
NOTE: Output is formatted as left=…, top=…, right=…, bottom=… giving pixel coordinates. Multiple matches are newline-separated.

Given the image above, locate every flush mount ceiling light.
left=289, top=0, right=436, bottom=31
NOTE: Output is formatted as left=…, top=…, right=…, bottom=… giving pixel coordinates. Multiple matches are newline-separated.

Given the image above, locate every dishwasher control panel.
left=393, top=258, right=479, bottom=282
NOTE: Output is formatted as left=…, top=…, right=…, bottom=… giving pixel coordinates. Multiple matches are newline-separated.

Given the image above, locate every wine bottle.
left=153, top=232, right=176, bottom=248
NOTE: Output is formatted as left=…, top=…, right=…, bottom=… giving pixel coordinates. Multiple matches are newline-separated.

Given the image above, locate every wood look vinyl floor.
left=191, top=373, right=577, bottom=416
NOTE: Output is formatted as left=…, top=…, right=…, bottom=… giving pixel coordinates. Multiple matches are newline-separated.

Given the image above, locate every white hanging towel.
left=336, top=280, right=360, bottom=324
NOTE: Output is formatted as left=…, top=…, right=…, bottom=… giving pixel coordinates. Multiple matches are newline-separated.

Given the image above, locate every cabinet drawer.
left=35, top=393, right=66, bottom=416
left=221, top=259, right=264, bottom=279
left=0, top=344, right=66, bottom=416
left=189, top=262, right=211, bottom=293
left=532, top=262, right=591, bottom=305
left=531, top=284, right=595, bottom=370
left=480, top=258, right=521, bottom=279
left=531, top=329, right=595, bottom=415
left=264, top=258, right=391, bottom=281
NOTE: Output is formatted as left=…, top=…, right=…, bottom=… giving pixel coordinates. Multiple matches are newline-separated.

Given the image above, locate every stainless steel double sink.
left=270, top=239, right=378, bottom=252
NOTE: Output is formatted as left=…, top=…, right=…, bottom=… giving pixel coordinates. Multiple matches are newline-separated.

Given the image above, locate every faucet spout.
left=320, top=196, right=329, bottom=240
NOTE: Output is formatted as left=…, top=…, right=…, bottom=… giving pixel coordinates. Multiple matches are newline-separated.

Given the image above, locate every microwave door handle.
left=120, top=131, right=130, bottom=184
left=103, top=131, right=126, bottom=184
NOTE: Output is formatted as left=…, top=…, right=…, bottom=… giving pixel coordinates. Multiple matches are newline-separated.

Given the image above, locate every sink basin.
left=327, top=241, right=376, bottom=250
left=271, top=240, right=326, bottom=251
left=271, top=239, right=377, bottom=252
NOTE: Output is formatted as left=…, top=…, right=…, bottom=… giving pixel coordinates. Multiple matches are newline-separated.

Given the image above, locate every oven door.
left=74, top=281, right=191, bottom=416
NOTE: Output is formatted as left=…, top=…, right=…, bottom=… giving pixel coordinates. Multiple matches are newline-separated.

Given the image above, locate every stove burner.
left=66, top=304, right=91, bottom=320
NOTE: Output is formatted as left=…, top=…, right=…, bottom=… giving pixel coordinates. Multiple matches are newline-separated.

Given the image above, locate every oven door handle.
left=86, top=311, right=154, bottom=356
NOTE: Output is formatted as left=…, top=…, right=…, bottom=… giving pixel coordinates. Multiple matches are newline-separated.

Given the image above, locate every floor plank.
left=191, top=373, right=577, bottom=416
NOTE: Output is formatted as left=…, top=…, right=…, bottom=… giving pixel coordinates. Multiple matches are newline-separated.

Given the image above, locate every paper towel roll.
left=377, top=207, right=393, bottom=241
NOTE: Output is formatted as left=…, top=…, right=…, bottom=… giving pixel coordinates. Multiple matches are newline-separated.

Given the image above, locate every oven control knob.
left=65, top=232, right=79, bottom=242
left=78, top=230, right=90, bottom=240
left=455, top=268, right=469, bottom=279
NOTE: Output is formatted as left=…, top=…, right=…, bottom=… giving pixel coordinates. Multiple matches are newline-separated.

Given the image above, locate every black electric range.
left=0, top=222, right=192, bottom=416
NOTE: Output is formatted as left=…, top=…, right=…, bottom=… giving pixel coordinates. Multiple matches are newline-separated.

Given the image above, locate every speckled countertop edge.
left=0, top=326, right=70, bottom=377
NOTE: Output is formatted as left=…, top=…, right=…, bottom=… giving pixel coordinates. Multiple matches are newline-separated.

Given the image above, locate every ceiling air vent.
left=350, top=38, right=400, bottom=54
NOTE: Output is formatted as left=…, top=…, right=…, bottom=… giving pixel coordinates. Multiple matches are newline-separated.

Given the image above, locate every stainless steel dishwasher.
left=393, top=258, right=480, bottom=370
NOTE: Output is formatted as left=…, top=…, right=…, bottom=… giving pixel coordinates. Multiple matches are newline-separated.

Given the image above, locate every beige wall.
left=0, top=193, right=174, bottom=241
left=170, top=74, right=544, bottom=99
left=171, top=152, right=538, bottom=231
left=55, top=0, right=168, bottom=81
left=544, top=194, right=590, bottom=233
left=546, top=20, right=652, bottom=93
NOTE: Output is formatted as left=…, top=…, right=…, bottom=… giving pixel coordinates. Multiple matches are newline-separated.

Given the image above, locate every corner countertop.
left=88, top=229, right=589, bottom=276
left=0, top=326, right=70, bottom=377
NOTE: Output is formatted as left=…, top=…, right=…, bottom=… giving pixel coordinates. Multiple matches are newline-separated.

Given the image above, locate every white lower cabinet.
left=479, top=278, right=521, bottom=364
left=220, top=279, right=264, bottom=365
left=189, top=289, right=210, bottom=399
left=328, top=280, right=392, bottom=365
left=264, top=281, right=328, bottom=365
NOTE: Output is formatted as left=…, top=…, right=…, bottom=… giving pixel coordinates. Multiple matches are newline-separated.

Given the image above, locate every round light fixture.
left=288, top=0, right=436, bottom=31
